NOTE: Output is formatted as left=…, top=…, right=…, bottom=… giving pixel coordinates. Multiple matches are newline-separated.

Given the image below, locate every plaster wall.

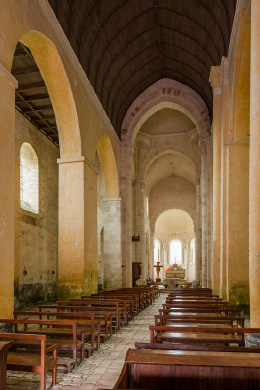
left=15, top=111, right=59, bottom=306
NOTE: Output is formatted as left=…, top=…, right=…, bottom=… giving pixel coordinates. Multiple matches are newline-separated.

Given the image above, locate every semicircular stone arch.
left=19, top=30, right=81, bottom=158
left=96, top=135, right=119, bottom=198
left=121, top=78, right=211, bottom=147
left=151, top=203, right=196, bottom=234
left=141, top=147, right=200, bottom=186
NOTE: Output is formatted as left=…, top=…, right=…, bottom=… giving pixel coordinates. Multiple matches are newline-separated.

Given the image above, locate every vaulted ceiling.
left=49, top=0, right=237, bottom=137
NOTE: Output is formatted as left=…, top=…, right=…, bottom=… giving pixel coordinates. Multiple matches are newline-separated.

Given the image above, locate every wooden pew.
left=68, top=299, right=125, bottom=329
left=135, top=342, right=260, bottom=353
left=13, top=311, right=100, bottom=352
left=0, top=332, right=57, bottom=390
left=149, top=326, right=260, bottom=346
left=89, top=293, right=139, bottom=317
left=154, top=314, right=245, bottom=327
left=0, top=341, right=13, bottom=390
left=0, top=318, right=85, bottom=370
left=110, top=348, right=260, bottom=389
left=39, top=304, right=112, bottom=341
left=159, top=306, right=243, bottom=317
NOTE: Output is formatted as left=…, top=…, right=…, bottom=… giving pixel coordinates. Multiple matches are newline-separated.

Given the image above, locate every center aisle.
left=52, top=296, right=165, bottom=390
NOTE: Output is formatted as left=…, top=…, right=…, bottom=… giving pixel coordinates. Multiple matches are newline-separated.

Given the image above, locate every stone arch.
left=121, top=78, right=211, bottom=147
left=142, top=148, right=198, bottom=187
left=233, top=13, right=251, bottom=142
left=96, top=135, right=119, bottom=198
left=19, top=30, right=81, bottom=158
left=151, top=204, right=195, bottom=233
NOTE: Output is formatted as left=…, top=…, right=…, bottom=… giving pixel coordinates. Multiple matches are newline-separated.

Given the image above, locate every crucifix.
left=153, top=261, right=163, bottom=282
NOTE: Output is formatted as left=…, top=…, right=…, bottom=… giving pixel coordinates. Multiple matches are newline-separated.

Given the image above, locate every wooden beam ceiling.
left=12, top=42, right=59, bottom=147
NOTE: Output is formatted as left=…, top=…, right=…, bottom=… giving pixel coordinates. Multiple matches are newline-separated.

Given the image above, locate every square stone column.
left=249, top=0, right=260, bottom=328
left=103, top=197, right=122, bottom=289
left=0, top=63, right=17, bottom=318
left=209, top=66, right=222, bottom=294
left=58, top=157, right=98, bottom=298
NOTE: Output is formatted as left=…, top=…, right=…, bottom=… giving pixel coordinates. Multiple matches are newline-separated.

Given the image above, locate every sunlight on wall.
left=20, top=143, right=39, bottom=214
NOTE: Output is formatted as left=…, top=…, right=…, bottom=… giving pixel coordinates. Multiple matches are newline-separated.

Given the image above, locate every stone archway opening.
left=154, top=209, right=195, bottom=283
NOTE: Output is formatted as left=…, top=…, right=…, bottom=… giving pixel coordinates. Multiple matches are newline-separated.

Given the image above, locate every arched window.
left=170, top=239, right=182, bottom=265
left=154, top=239, right=160, bottom=263
left=190, top=238, right=195, bottom=264
left=20, top=143, right=39, bottom=214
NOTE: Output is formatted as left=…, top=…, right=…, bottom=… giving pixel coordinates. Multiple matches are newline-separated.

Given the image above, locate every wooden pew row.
left=69, top=299, right=128, bottom=328
left=88, top=293, right=139, bottom=316
left=135, top=342, right=260, bottom=353
left=166, top=295, right=222, bottom=302
left=160, top=306, right=243, bottom=317
left=165, top=298, right=230, bottom=306
left=154, top=314, right=245, bottom=327
left=13, top=311, right=100, bottom=353
left=149, top=326, right=260, bottom=346
left=39, top=304, right=112, bottom=342
left=107, top=347, right=260, bottom=390
left=0, top=319, right=85, bottom=371
left=0, top=333, right=57, bottom=390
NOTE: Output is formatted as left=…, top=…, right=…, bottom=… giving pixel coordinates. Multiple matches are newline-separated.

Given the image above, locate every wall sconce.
left=132, top=234, right=140, bottom=242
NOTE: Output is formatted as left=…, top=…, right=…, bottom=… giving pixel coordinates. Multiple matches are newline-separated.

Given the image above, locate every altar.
left=165, top=264, right=186, bottom=288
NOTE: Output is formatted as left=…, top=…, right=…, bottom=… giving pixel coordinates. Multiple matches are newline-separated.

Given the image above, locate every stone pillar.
left=206, top=137, right=213, bottom=288
left=103, top=198, right=122, bottom=289
left=121, top=145, right=133, bottom=287
left=58, top=157, right=98, bottom=298
left=138, top=180, right=146, bottom=282
left=209, top=66, right=222, bottom=294
left=150, top=229, right=155, bottom=280
left=201, top=141, right=208, bottom=287
left=249, top=0, right=260, bottom=328
left=0, top=63, right=17, bottom=318
left=195, top=176, right=201, bottom=283
left=220, top=57, right=229, bottom=300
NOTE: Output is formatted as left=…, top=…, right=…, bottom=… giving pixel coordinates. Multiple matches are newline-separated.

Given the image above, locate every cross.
left=153, top=261, right=163, bottom=279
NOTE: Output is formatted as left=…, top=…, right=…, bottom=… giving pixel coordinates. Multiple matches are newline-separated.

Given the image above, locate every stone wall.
left=15, top=111, right=59, bottom=306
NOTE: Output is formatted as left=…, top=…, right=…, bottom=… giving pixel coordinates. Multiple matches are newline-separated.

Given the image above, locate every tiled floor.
left=6, top=296, right=165, bottom=390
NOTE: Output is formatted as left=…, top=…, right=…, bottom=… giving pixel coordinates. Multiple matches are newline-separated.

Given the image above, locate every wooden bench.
left=159, top=306, right=243, bottom=317
left=135, top=341, right=260, bottom=353
left=0, top=318, right=85, bottom=371
left=89, top=293, right=139, bottom=317
left=149, top=326, right=260, bottom=346
left=154, top=314, right=245, bottom=327
left=0, top=332, right=57, bottom=390
left=110, top=348, right=260, bottom=389
left=39, top=304, right=112, bottom=341
left=81, top=296, right=132, bottom=323
left=13, top=310, right=100, bottom=352
left=0, top=341, right=13, bottom=390
left=67, top=299, right=124, bottom=330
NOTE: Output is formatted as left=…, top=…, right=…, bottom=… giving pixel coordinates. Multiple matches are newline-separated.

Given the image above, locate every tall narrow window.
left=190, top=238, right=195, bottom=264
left=154, top=239, right=160, bottom=263
left=170, top=239, right=182, bottom=264
left=20, top=143, right=39, bottom=214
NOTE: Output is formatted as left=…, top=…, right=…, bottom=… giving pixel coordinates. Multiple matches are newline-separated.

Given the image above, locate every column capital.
left=0, top=62, right=18, bottom=89
left=221, top=57, right=229, bottom=86
left=57, top=156, right=98, bottom=175
left=209, top=66, right=222, bottom=96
